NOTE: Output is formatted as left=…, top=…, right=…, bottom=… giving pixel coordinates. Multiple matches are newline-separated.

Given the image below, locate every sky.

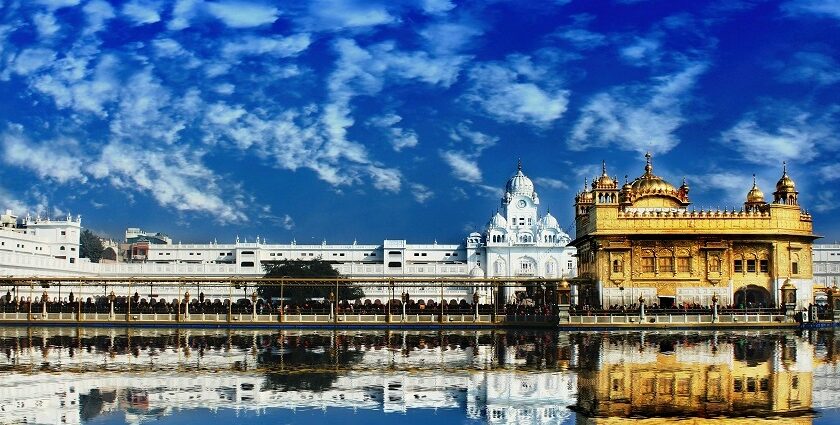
left=0, top=0, right=839, bottom=244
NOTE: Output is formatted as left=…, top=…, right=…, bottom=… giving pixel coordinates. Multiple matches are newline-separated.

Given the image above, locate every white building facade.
left=814, top=243, right=840, bottom=288
left=0, top=165, right=576, bottom=303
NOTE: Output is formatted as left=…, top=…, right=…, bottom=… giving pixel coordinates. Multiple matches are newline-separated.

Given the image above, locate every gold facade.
left=571, top=155, right=818, bottom=308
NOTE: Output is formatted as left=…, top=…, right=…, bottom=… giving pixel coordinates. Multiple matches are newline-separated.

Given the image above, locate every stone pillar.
left=42, top=291, right=48, bottom=318
left=183, top=291, right=190, bottom=321
left=251, top=291, right=258, bottom=321
left=473, top=290, right=479, bottom=321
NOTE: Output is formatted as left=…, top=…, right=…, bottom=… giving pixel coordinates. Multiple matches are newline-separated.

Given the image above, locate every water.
left=0, top=327, right=839, bottom=424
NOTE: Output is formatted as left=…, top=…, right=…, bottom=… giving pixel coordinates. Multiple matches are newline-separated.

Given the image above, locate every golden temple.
left=570, top=154, right=818, bottom=309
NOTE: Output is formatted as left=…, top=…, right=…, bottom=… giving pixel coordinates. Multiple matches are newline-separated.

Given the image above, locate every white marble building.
left=0, top=165, right=576, bottom=303
left=813, top=243, right=840, bottom=288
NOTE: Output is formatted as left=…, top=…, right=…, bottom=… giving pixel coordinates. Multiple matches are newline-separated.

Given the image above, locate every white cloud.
left=465, top=55, right=569, bottom=127
left=282, top=214, right=294, bottom=230
left=410, top=183, right=434, bottom=203
left=168, top=0, right=202, bottom=30
left=32, top=13, right=60, bottom=38
left=303, top=0, right=396, bottom=31
left=449, top=122, right=498, bottom=152
left=421, top=0, right=455, bottom=14
left=221, top=34, right=312, bottom=59
left=122, top=0, right=162, bottom=25
left=815, top=192, right=837, bottom=212
left=720, top=106, right=839, bottom=164
left=820, top=164, right=840, bottom=180
left=213, top=83, right=235, bottom=94
left=782, top=0, right=840, bottom=20
left=534, top=177, right=568, bottom=190
left=2, top=129, right=86, bottom=184
left=620, top=36, right=662, bottom=66
left=441, top=150, right=482, bottom=184
left=206, top=1, right=279, bottom=28
left=34, top=0, right=80, bottom=10
left=12, top=48, right=56, bottom=75
left=32, top=53, right=122, bottom=116
left=558, top=28, right=607, bottom=50
left=569, top=62, right=707, bottom=154
left=775, top=51, right=840, bottom=86
left=82, top=0, right=116, bottom=35
left=90, top=142, right=246, bottom=221
left=684, top=171, right=755, bottom=205
left=368, top=114, right=418, bottom=151
left=419, top=22, right=481, bottom=55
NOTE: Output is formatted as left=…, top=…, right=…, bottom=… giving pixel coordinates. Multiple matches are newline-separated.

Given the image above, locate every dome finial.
left=517, top=158, right=522, bottom=171
left=644, top=152, right=653, bottom=175
left=752, top=174, right=757, bottom=187
left=602, top=160, right=607, bottom=176
left=782, top=161, right=787, bottom=176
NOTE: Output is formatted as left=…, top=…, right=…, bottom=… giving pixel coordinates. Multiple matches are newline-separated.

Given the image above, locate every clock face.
left=517, top=200, right=527, bottom=208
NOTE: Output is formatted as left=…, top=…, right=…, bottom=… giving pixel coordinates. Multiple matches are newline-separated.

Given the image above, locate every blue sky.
left=1, top=0, right=839, bottom=244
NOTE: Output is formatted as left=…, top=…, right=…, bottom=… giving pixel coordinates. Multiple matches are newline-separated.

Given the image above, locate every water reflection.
left=0, top=327, right=837, bottom=424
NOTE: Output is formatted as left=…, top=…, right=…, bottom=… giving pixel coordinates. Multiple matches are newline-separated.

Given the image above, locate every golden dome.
left=746, top=174, right=765, bottom=203
left=593, top=161, right=616, bottom=188
left=630, top=153, right=677, bottom=194
left=776, top=162, right=796, bottom=192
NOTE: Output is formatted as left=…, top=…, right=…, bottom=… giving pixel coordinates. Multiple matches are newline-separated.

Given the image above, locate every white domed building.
left=477, top=162, right=576, bottom=303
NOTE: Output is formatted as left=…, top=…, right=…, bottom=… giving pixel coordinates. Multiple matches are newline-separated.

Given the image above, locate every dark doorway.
left=734, top=285, right=771, bottom=308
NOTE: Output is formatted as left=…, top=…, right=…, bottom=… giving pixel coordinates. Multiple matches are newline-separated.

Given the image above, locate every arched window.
left=612, top=259, right=622, bottom=273
left=60, top=246, right=65, bottom=251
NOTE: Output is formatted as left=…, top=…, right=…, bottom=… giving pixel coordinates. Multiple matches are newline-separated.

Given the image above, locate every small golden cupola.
left=773, top=162, right=798, bottom=205
left=592, top=161, right=619, bottom=205
left=745, top=174, right=766, bottom=212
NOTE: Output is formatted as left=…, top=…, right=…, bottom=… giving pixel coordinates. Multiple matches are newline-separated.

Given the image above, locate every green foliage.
left=79, top=229, right=105, bottom=263
left=259, top=259, right=364, bottom=303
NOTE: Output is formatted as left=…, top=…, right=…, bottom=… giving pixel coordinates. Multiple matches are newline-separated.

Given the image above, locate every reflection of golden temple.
left=571, top=155, right=818, bottom=309
left=574, top=333, right=814, bottom=424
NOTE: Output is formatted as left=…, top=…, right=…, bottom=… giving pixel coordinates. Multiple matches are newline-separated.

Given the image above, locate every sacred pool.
left=1, top=327, right=839, bottom=424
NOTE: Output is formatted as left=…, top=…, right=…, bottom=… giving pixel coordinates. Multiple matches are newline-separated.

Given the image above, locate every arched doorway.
left=102, top=247, right=117, bottom=262
left=734, top=285, right=771, bottom=308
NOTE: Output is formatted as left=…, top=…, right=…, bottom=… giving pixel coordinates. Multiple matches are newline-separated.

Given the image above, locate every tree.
left=79, top=229, right=105, bottom=263
left=259, top=259, right=364, bottom=303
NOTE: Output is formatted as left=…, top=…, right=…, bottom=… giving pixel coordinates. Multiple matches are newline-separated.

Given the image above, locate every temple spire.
left=644, top=152, right=653, bottom=175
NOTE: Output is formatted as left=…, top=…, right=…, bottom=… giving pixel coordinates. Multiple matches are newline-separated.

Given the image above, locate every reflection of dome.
left=489, top=212, right=507, bottom=228
left=746, top=175, right=765, bottom=203
left=539, top=212, right=559, bottom=228
left=470, top=265, right=484, bottom=278
left=506, top=161, right=534, bottom=196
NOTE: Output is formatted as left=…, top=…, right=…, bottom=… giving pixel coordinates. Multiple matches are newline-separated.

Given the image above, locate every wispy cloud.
left=720, top=103, right=840, bottom=164
left=410, top=183, right=434, bottom=203
left=206, top=1, right=279, bottom=28
left=773, top=51, right=840, bottom=86
left=782, top=0, right=840, bottom=20
left=465, top=55, right=569, bottom=127
left=121, top=0, right=162, bottom=25
left=440, top=150, right=482, bottom=184
left=569, top=62, right=707, bottom=154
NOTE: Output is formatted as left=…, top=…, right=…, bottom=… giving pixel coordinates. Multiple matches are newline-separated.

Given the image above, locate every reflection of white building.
left=0, top=164, right=576, bottom=302
left=0, top=328, right=576, bottom=425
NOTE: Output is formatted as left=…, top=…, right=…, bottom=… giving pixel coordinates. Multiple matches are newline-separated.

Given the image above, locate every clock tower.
left=501, top=160, right=540, bottom=236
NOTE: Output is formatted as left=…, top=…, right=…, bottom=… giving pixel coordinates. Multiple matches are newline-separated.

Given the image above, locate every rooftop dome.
left=506, top=160, right=535, bottom=196
left=746, top=175, right=765, bottom=203
left=776, top=162, right=796, bottom=192
left=630, top=153, right=678, bottom=194
left=489, top=212, right=507, bottom=228
left=470, top=265, right=485, bottom=278
left=539, top=211, right=559, bottom=228
left=593, top=161, right=616, bottom=189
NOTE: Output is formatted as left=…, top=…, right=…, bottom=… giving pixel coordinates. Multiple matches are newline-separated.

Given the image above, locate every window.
left=792, top=262, right=799, bottom=274
left=568, top=260, right=573, bottom=270
left=60, top=231, right=66, bottom=235
left=69, top=258, right=75, bottom=263
left=677, top=257, right=690, bottom=273
left=70, top=247, right=75, bottom=251
left=658, top=257, right=673, bottom=273
left=388, top=261, right=402, bottom=268
left=734, top=378, right=743, bottom=392
left=734, top=259, right=743, bottom=273
left=414, top=253, right=419, bottom=256
left=60, top=246, right=65, bottom=251
left=612, top=260, right=622, bottom=273
left=760, top=259, right=769, bottom=273
left=642, top=257, right=655, bottom=273
left=388, top=250, right=401, bottom=255
left=421, top=253, right=427, bottom=256
left=241, top=251, right=255, bottom=255
left=747, top=259, right=756, bottom=273
left=240, top=261, right=255, bottom=267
